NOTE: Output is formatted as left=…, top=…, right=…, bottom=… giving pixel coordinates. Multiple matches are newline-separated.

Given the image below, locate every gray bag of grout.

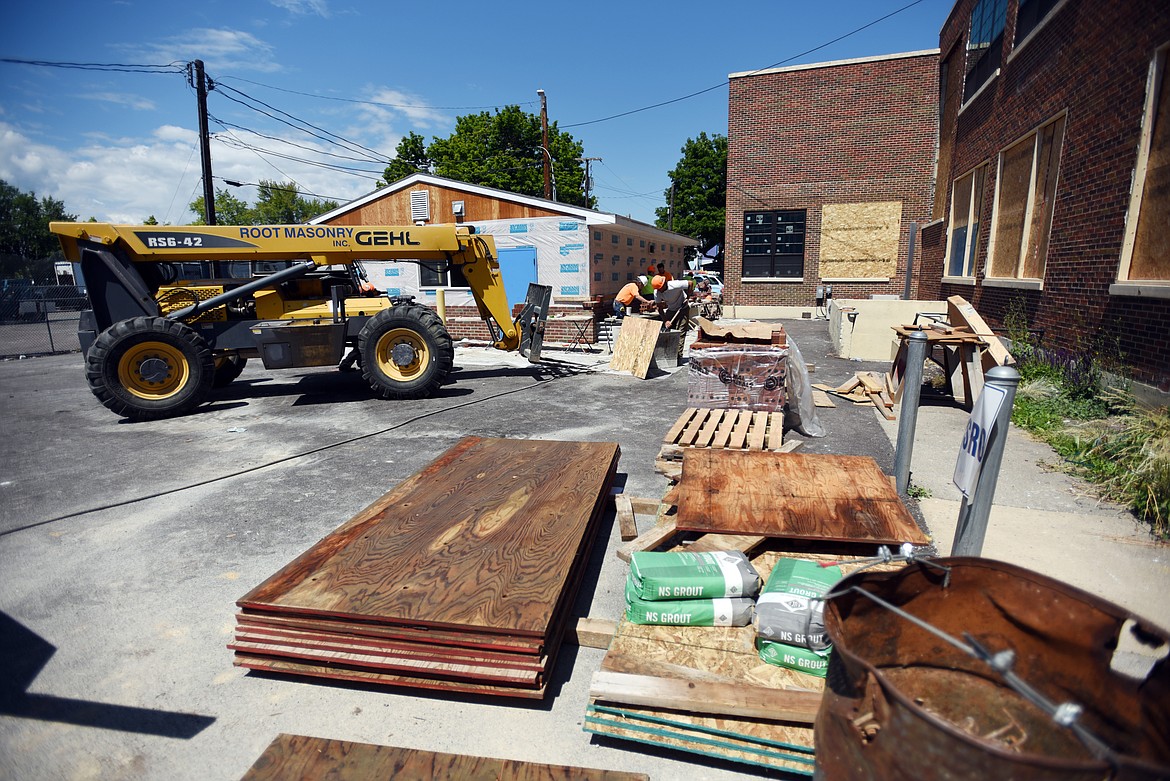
left=754, top=558, right=842, bottom=652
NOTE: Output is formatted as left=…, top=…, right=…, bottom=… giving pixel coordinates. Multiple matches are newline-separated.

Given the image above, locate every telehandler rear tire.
left=359, top=306, right=453, bottom=399
left=86, top=317, right=215, bottom=420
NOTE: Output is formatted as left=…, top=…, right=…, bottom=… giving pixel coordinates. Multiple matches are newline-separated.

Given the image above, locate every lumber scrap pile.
left=654, top=407, right=796, bottom=480
left=231, top=436, right=620, bottom=699
left=585, top=547, right=905, bottom=774
left=813, top=371, right=897, bottom=420
left=240, top=734, right=648, bottom=780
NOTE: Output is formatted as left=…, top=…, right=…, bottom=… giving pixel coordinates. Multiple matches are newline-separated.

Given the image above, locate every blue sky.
left=1, top=0, right=949, bottom=227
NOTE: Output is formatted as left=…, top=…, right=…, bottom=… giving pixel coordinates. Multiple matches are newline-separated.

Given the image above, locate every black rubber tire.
left=405, top=302, right=456, bottom=362
left=359, top=305, right=453, bottom=399
left=86, top=316, right=214, bottom=421
left=212, top=352, right=248, bottom=388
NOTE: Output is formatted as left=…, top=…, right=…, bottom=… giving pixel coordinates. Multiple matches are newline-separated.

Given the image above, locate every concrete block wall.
left=725, top=51, right=939, bottom=311
left=921, top=0, right=1170, bottom=391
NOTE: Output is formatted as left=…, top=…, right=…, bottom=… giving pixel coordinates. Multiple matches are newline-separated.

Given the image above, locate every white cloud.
left=84, top=93, right=158, bottom=111
left=131, top=28, right=281, bottom=74
left=269, top=0, right=330, bottom=17
left=0, top=121, right=376, bottom=224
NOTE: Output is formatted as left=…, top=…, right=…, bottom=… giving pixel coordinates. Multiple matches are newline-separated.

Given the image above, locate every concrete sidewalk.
left=874, top=399, right=1170, bottom=634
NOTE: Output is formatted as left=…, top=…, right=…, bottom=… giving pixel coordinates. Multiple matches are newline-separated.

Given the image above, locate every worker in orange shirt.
left=655, top=262, right=674, bottom=283
left=613, top=275, right=655, bottom=318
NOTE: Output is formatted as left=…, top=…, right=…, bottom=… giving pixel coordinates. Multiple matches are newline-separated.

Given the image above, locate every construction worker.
left=654, top=276, right=695, bottom=330
left=655, top=262, right=674, bottom=283
left=613, top=276, right=654, bottom=318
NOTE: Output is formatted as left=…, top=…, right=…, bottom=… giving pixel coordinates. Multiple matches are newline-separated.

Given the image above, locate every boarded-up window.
left=1126, top=47, right=1170, bottom=282
left=820, top=201, right=902, bottom=279
left=988, top=115, right=1065, bottom=279
left=946, top=167, right=986, bottom=277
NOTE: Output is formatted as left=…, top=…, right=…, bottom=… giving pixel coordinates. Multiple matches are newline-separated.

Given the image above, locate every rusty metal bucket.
left=815, top=557, right=1170, bottom=780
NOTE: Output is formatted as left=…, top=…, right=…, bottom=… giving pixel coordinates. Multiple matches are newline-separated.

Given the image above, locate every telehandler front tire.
left=359, top=306, right=453, bottom=399
left=86, top=317, right=215, bottom=421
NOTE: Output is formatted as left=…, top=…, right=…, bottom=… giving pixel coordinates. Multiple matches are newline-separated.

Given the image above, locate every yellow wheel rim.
left=375, top=328, right=429, bottom=382
left=117, top=341, right=190, bottom=400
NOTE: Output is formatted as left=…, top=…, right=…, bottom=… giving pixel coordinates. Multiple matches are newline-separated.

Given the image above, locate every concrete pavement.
left=1, top=317, right=1166, bottom=781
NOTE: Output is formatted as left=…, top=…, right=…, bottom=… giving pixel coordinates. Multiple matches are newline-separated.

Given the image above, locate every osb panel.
left=324, top=183, right=568, bottom=226
left=819, top=201, right=902, bottom=278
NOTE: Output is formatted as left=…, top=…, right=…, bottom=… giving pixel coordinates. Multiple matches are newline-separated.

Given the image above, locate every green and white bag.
left=754, top=558, right=842, bottom=652
left=625, top=593, right=755, bottom=627
left=756, top=638, right=831, bottom=678
left=628, top=550, right=760, bottom=601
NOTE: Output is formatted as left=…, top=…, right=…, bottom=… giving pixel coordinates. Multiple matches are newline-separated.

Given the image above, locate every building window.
left=611, top=272, right=620, bottom=281
left=640, top=239, right=646, bottom=248
left=611, top=234, right=619, bottom=243
left=594, top=253, right=604, bottom=263
left=626, top=237, right=633, bottom=246
left=594, top=231, right=602, bottom=240
left=742, top=210, right=806, bottom=279
left=946, top=166, right=987, bottom=277
left=594, top=272, right=602, bottom=282
left=1118, top=44, right=1170, bottom=286
left=964, top=0, right=1007, bottom=102
left=612, top=254, right=620, bottom=264
left=987, top=115, right=1065, bottom=280
left=627, top=272, right=635, bottom=281
left=1014, top=0, right=1062, bottom=45
left=419, top=261, right=468, bottom=288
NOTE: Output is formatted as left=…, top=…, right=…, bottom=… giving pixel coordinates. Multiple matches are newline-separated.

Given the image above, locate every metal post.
left=951, top=365, right=1021, bottom=557
left=435, top=288, right=446, bottom=324
left=903, top=221, right=918, bottom=300
left=894, top=330, right=928, bottom=494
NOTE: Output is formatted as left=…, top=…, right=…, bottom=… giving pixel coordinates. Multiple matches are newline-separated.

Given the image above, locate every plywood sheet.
left=608, top=316, right=663, bottom=379
left=674, top=451, right=928, bottom=545
left=239, top=437, right=620, bottom=636
left=240, top=733, right=649, bottom=781
left=819, top=201, right=902, bottom=279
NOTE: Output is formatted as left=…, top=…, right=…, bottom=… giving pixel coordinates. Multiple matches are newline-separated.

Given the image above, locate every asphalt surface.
left=2, top=317, right=1162, bottom=780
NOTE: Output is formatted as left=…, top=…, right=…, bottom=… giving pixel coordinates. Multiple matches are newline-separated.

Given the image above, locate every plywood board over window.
left=988, top=114, right=1066, bottom=281
left=819, top=201, right=902, bottom=279
left=1121, top=44, right=1170, bottom=284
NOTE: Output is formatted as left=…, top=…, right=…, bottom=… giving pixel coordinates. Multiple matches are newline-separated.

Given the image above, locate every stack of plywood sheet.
left=231, top=436, right=620, bottom=699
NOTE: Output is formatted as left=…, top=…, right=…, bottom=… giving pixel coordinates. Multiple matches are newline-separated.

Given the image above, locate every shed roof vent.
left=410, top=190, right=430, bottom=222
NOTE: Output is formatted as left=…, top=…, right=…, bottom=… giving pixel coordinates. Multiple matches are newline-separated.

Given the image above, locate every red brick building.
left=724, top=51, right=940, bottom=314
left=921, top=0, right=1170, bottom=391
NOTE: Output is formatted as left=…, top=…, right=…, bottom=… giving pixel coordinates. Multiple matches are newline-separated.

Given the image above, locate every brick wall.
left=925, top=0, right=1170, bottom=390
left=439, top=303, right=603, bottom=345
left=725, top=51, right=939, bottom=309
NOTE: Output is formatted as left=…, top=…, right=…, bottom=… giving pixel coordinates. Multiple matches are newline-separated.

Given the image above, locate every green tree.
left=0, top=179, right=76, bottom=282
left=253, top=180, right=339, bottom=224
left=143, top=215, right=160, bottom=225
left=382, top=132, right=431, bottom=184
left=189, top=188, right=255, bottom=225
left=655, top=132, right=727, bottom=251
left=389, top=106, right=594, bottom=208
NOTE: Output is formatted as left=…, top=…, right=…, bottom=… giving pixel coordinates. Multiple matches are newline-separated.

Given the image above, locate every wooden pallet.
left=662, top=408, right=785, bottom=452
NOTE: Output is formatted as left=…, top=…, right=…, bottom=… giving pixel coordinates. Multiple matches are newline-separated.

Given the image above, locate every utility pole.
left=190, top=60, right=216, bottom=226
left=537, top=89, right=551, bottom=200
left=579, top=157, right=601, bottom=207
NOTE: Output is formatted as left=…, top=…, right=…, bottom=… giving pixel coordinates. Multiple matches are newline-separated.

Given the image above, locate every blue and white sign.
left=385, top=287, right=401, bottom=296
left=559, top=243, right=585, bottom=257
left=953, top=383, right=1008, bottom=499
left=558, top=221, right=579, bottom=231
left=509, top=223, right=529, bottom=234
left=560, top=286, right=581, bottom=296
left=560, top=263, right=580, bottom=273
left=383, top=267, right=400, bottom=277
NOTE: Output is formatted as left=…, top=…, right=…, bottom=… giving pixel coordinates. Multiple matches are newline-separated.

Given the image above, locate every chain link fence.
left=0, top=288, right=87, bottom=357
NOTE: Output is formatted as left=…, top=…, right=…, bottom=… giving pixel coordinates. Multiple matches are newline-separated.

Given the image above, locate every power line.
left=215, top=74, right=538, bottom=112
left=0, top=57, right=183, bottom=74
left=563, top=0, right=928, bottom=129
left=209, top=113, right=387, bottom=166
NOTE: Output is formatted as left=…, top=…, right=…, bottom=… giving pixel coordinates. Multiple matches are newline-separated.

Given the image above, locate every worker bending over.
left=652, top=275, right=695, bottom=330
left=613, top=275, right=655, bottom=318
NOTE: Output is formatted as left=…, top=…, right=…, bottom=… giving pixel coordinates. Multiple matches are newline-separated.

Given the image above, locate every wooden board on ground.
left=234, top=436, right=620, bottom=698
left=673, top=450, right=928, bottom=545
left=240, top=733, right=648, bottom=781
left=609, top=316, right=663, bottom=379
left=811, top=389, right=835, bottom=408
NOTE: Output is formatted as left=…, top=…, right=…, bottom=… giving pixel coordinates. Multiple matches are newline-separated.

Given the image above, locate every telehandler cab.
left=49, top=222, right=551, bottom=421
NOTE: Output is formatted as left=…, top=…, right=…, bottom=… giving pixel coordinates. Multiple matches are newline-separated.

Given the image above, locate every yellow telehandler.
left=49, top=222, right=550, bottom=420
